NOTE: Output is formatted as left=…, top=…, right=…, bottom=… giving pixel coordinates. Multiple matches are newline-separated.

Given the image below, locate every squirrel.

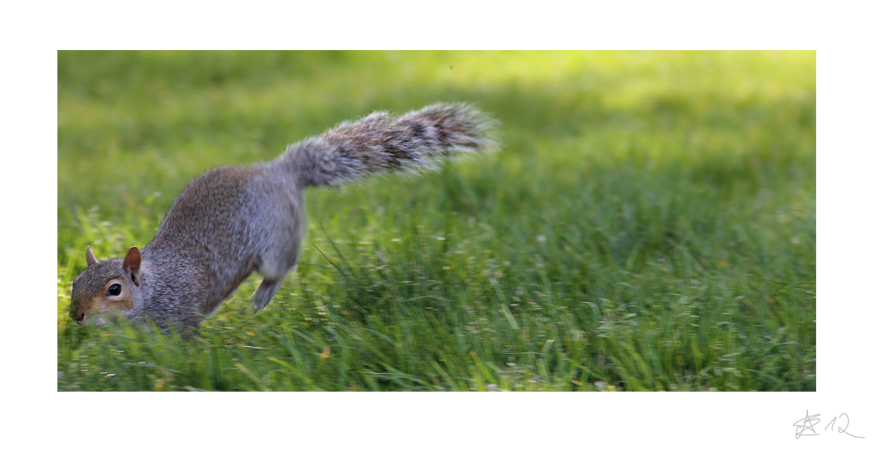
left=69, top=103, right=498, bottom=331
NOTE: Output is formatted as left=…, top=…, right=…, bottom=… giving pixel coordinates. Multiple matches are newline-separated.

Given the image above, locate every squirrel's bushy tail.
left=274, top=103, right=499, bottom=188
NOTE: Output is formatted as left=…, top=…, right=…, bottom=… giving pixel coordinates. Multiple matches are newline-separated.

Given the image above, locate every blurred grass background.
left=57, top=51, right=815, bottom=391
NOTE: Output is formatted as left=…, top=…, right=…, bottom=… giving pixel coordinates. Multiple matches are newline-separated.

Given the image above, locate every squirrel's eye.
left=108, top=283, right=122, bottom=296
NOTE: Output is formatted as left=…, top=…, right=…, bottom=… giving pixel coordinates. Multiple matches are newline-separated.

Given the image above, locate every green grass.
left=57, top=50, right=815, bottom=391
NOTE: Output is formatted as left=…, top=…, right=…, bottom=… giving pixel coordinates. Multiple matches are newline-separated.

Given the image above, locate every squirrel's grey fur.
left=70, top=103, right=498, bottom=331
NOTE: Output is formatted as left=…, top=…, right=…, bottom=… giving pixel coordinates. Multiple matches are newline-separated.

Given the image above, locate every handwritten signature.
left=794, top=409, right=865, bottom=439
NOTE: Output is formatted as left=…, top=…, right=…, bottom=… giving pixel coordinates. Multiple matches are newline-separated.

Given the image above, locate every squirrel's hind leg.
left=250, top=251, right=298, bottom=312
left=251, top=277, right=284, bottom=312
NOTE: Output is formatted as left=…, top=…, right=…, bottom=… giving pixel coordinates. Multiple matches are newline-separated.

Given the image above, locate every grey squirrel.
left=69, top=103, right=498, bottom=331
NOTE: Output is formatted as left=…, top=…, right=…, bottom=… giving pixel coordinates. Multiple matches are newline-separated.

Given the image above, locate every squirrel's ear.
left=122, top=246, right=142, bottom=286
left=85, top=245, right=99, bottom=266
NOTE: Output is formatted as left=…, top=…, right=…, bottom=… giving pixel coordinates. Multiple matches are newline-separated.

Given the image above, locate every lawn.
left=57, top=50, right=815, bottom=391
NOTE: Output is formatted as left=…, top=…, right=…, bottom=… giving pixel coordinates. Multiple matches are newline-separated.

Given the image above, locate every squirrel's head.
left=70, top=245, right=143, bottom=326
